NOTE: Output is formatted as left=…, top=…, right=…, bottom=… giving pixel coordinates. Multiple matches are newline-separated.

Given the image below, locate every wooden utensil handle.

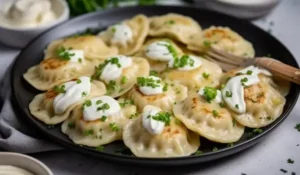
left=255, top=57, right=300, bottom=85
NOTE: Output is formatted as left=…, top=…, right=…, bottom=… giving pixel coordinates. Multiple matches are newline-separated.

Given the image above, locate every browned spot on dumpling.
left=204, top=29, right=237, bottom=42
left=244, top=84, right=266, bottom=103
left=45, top=90, right=58, bottom=99
left=41, top=57, right=68, bottom=70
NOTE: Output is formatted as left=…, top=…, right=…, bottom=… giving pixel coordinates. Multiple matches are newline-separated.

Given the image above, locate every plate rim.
left=10, top=5, right=300, bottom=165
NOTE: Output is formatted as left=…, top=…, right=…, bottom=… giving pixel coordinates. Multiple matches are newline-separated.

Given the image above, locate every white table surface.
left=0, top=0, right=299, bottom=174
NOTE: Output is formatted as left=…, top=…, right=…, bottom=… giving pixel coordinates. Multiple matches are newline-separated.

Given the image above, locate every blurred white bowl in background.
left=193, top=0, right=281, bottom=19
left=0, top=152, right=53, bottom=175
left=0, top=0, right=69, bottom=48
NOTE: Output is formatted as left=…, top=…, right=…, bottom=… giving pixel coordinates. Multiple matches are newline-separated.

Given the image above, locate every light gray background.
left=0, top=0, right=299, bottom=174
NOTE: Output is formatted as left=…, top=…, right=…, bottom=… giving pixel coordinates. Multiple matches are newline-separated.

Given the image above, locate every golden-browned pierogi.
left=123, top=105, right=200, bottom=157
left=98, top=15, right=149, bottom=55
left=93, top=55, right=150, bottom=97
left=29, top=77, right=106, bottom=124
left=62, top=96, right=137, bottom=147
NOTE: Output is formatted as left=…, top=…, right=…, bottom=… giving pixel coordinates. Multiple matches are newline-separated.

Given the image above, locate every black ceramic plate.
left=11, top=6, right=299, bottom=166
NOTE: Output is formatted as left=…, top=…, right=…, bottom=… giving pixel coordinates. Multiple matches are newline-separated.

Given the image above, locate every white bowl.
left=0, top=152, right=53, bottom=175
left=0, top=0, right=69, bottom=48
left=194, top=0, right=280, bottom=19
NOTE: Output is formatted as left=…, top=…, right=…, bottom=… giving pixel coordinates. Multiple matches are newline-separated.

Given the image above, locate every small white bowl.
left=0, top=152, right=53, bottom=175
left=0, top=0, right=69, bottom=48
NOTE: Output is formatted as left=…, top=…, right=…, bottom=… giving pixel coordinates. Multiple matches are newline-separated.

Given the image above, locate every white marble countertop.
left=0, top=0, right=299, bottom=174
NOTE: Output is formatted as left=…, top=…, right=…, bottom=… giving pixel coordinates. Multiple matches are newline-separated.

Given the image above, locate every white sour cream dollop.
left=100, top=55, right=132, bottom=82
left=110, top=23, right=133, bottom=45
left=0, top=0, right=57, bottom=28
left=53, top=76, right=91, bottom=114
left=83, top=96, right=121, bottom=121
left=168, top=55, right=202, bottom=71
left=198, top=87, right=222, bottom=103
left=146, top=41, right=175, bottom=61
left=67, top=50, right=85, bottom=63
left=222, top=66, right=272, bottom=113
left=142, top=105, right=165, bottom=135
left=0, top=165, right=33, bottom=175
left=138, top=76, right=164, bottom=95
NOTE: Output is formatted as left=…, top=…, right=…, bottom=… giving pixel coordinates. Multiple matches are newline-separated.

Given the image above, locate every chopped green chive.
left=235, top=104, right=239, bottom=109
left=95, top=145, right=104, bottom=152
left=165, top=20, right=175, bottom=25
left=53, top=85, right=66, bottom=94
left=202, top=87, right=217, bottom=103
left=212, top=110, right=219, bottom=117
left=96, top=100, right=102, bottom=105
left=163, top=83, right=168, bottom=92
left=121, top=76, right=127, bottom=85
left=83, top=129, right=94, bottom=136
left=68, top=122, right=75, bottom=129
left=195, top=150, right=203, bottom=155
left=78, top=58, right=82, bottom=63
left=202, top=72, right=210, bottom=79
left=81, top=91, right=87, bottom=97
left=150, top=112, right=171, bottom=126
left=212, top=147, right=218, bottom=152
left=97, top=103, right=110, bottom=111
left=150, top=70, right=158, bottom=76
left=109, top=122, right=120, bottom=131
left=227, top=143, right=234, bottom=147
left=175, top=118, right=181, bottom=125
left=287, top=159, right=294, bottom=164
left=56, top=46, right=74, bottom=60
left=246, top=70, right=253, bottom=75
left=129, top=113, right=138, bottom=119
left=76, top=79, right=82, bottom=84
left=203, top=40, right=211, bottom=47
left=295, top=123, right=300, bottom=132
left=137, top=77, right=161, bottom=88
left=219, top=102, right=225, bottom=108
left=119, top=99, right=134, bottom=108
left=225, top=91, right=232, bottom=97
left=100, top=116, right=107, bottom=122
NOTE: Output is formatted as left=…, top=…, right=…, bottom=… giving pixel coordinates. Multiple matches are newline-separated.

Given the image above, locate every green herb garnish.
left=163, top=83, right=168, bottom=92
left=246, top=70, right=253, bottom=75
left=97, top=103, right=110, bottom=111
left=165, top=20, right=175, bottom=25
left=212, top=110, right=219, bottom=117
left=119, top=99, right=134, bottom=108
left=150, top=112, right=171, bottom=126
left=172, top=55, right=195, bottom=68
left=202, top=72, right=210, bottom=79
left=81, top=91, right=87, bottom=97
left=56, top=46, right=74, bottom=60
left=100, top=116, right=107, bottom=122
left=68, top=122, right=75, bottom=129
left=195, top=150, right=203, bottom=155
left=225, top=91, right=232, bottom=97
left=219, top=102, right=225, bottom=108
left=235, top=104, right=239, bottom=109
left=95, top=145, right=104, bottom=152
left=53, top=85, right=66, bottom=94
left=121, top=76, right=127, bottom=85
left=96, top=100, right=102, bottom=105
left=83, top=129, right=94, bottom=136
left=76, top=79, right=82, bottom=84
left=150, top=70, right=158, bottom=76
left=287, top=159, right=294, bottom=164
left=203, top=40, right=211, bottom=47
left=295, top=123, right=300, bottom=132
left=137, top=77, right=161, bottom=88
left=202, top=87, right=218, bottom=103
left=109, top=122, right=120, bottom=131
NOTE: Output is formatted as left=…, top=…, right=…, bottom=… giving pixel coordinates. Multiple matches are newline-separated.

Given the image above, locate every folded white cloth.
left=0, top=54, right=62, bottom=153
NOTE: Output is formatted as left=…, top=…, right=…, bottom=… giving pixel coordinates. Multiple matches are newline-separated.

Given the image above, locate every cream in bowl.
left=0, top=0, right=69, bottom=48
left=0, top=152, right=53, bottom=175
